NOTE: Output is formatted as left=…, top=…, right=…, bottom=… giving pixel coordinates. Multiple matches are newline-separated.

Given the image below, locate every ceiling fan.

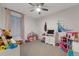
left=28, top=3, right=48, bottom=14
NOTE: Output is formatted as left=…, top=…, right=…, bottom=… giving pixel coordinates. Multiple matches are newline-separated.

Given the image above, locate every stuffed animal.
left=0, top=42, right=7, bottom=51
left=2, top=29, right=12, bottom=40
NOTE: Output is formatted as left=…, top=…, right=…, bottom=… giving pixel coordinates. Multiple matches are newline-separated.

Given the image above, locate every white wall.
left=23, top=14, right=38, bottom=40
left=37, top=5, right=79, bottom=35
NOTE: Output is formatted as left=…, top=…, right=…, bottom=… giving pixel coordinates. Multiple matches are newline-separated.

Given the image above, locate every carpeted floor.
left=20, top=40, right=66, bottom=56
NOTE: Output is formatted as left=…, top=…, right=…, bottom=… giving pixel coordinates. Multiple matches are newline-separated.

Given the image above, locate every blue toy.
left=67, top=49, right=74, bottom=56
left=8, top=43, right=18, bottom=49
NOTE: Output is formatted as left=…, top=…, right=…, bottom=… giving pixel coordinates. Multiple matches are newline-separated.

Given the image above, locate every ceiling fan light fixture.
left=35, top=7, right=41, bottom=12
left=29, top=3, right=48, bottom=14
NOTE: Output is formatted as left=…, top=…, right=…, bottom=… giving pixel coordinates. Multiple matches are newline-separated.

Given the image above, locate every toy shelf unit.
left=45, top=35, right=55, bottom=46
left=41, top=30, right=55, bottom=46
left=67, top=32, right=79, bottom=42
left=59, top=36, right=73, bottom=53
left=58, top=32, right=79, bottom=53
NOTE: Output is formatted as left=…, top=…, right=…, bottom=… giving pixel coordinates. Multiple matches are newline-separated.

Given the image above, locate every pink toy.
left=59, top=37, right=68, bottom=53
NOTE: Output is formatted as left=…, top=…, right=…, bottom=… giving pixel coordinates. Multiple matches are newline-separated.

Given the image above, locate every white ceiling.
left=0, top=3, right=79, bottom=18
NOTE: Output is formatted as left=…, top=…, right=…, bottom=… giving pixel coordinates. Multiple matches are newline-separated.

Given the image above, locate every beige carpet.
left=20, top=40, right=66, bottom=56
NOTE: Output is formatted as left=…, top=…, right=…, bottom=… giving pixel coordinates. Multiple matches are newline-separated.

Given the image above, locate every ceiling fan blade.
left=30, top=9, right=34, bottom=12
left=41, top=8, right=48, bottom=11
left=29, top=3, right=35, bottom=6
left=40, top=3, right=44, bottom=6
